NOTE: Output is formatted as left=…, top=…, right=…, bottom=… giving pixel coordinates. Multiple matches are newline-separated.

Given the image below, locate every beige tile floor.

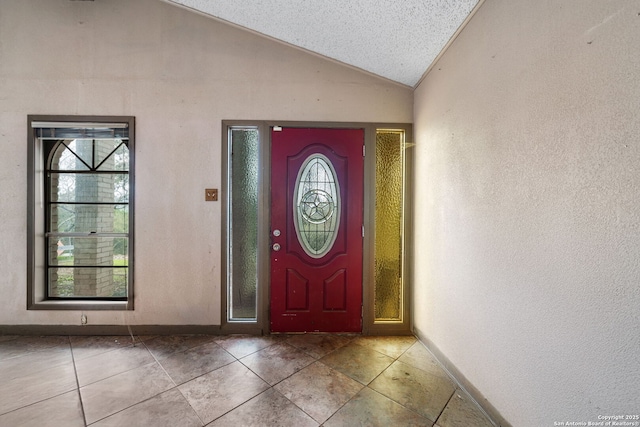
left=0, top=333, right=495, bottom=426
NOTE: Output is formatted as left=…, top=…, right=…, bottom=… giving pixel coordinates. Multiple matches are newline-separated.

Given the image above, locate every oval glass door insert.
left=293, top=154, right=341, bottom=258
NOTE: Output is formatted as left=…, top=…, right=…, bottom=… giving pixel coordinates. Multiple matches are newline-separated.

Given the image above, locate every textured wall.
left=0, top=0, right=412, bottom=326
left=413, top=0, right=640, bottom=425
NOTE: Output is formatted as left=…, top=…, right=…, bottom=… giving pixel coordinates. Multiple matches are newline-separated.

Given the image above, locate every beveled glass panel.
left=375, top=131, right=404, bottom=321
left=48, top=267, right=128, bottom=298
left=229, top=128, right=259, bottom=320
left=294, top=155, right=340, bottom=258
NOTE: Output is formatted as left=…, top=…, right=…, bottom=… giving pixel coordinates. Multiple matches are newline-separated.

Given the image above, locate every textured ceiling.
left=166, top=0, right=480, bottom=87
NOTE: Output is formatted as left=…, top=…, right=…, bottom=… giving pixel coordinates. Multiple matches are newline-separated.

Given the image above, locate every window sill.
left=28, top=300, right=132, bottom=311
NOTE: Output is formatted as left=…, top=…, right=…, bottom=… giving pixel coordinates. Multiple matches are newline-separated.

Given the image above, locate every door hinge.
left=362, top=225, right=365, bottom=237
left=363, top=145, right=366, bottom=157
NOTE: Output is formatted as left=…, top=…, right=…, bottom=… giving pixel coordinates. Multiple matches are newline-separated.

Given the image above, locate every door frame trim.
left=221, top=121, right=413, bottom=335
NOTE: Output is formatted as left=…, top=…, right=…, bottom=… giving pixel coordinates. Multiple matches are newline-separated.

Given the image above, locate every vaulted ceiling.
left=165, top=0, right=481, bottom=87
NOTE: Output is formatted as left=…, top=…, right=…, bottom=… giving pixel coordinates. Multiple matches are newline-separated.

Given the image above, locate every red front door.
left=270, top=127, right=364, bottom=332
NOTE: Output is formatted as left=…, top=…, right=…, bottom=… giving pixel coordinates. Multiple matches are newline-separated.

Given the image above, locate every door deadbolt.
left=273, top=229, right=281, bottom=237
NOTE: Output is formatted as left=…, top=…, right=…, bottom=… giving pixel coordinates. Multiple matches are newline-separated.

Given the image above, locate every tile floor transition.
left=0, top=334, right=495, bottom=426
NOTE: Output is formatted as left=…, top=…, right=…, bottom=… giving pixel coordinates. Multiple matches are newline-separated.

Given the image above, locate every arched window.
left=28, top=116, right=134, bottom=309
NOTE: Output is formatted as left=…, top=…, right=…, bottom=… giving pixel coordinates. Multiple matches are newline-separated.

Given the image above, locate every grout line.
left=71, top=336, right=136, bottom=364
left=267, top=386, right=315, bottom=422
left=85, top=339, right=192, bottom=426
left=433, top=388, right=457, bottom=426
left=176, top=385, right=207, bottom=427
left=142, top=340, right=177, bottom=388
left=208, top=344, right=284, bottom=424
left=78, top=362, right=166, bottom=426
left=87, top=388, right=180, bottom=426
left=362, top=337, right=455, bottom=425
left=156, top=342, right=208, bottom=427
left=77, top=338, right=178, bottom=425
left=68, top=335, right=89, bottom=427
left=320, top=383, right=365, bottom=425
left=0, top=341, right=83, bottom=421
left=152, top=338, right=246, bottom=425
left=75, top=353, right=158, bottom=388
left=414, top=338, right=499, bottom=427
left=207, top=388, right=274, bottom=425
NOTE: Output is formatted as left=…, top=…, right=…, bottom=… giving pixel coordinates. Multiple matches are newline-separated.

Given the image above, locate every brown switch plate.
left=205, top=188, right=218, bottom=201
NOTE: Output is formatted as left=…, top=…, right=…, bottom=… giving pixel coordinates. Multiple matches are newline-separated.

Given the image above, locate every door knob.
left=273, top=243, right=281, bottom=251
left=273, top=229, right=281, bottom=237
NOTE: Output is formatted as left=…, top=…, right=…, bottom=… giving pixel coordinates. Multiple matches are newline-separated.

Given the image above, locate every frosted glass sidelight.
left=228, top=128, right=259, bottom=320
left=294, top=154, right=340, bottom=258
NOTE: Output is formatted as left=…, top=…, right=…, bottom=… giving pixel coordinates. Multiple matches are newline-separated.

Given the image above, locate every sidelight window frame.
left=371, top=128, right=411, bottom=328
